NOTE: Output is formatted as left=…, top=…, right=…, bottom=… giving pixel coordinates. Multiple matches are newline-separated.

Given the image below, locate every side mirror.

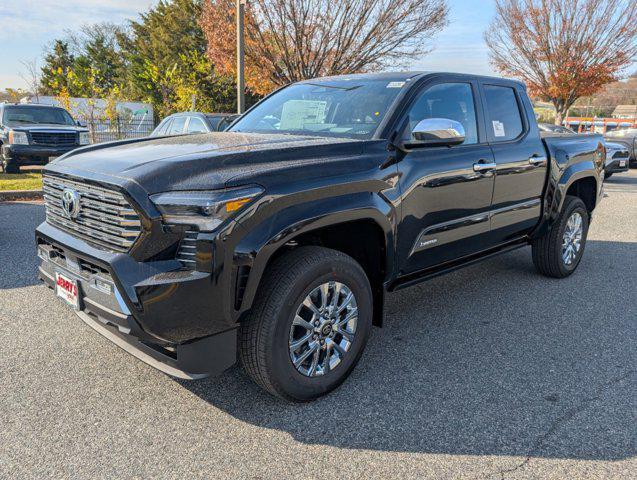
left=408, top=118, right=466, bottom=147
left=76, top=120, right=87, bottom=128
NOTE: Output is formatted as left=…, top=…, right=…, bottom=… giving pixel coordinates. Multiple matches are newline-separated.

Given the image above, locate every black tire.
left=3, top=161, right=20, bottom=174
left=532, top=195, right=589, bottom=278
left=239, top=246, right=373, bottom=402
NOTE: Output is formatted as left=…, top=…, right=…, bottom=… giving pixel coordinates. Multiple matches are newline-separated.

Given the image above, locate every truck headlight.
left=8, top=130, right=29, bottom=145
left=150, top=186, right=264, bottom=231
left=79, top=132, right=90, bottom=145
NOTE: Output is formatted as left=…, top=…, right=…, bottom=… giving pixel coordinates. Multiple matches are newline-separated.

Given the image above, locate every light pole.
left=236, top=0, right=246, bottom=114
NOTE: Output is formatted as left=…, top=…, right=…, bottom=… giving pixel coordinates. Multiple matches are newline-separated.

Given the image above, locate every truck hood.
left=45, top=132, right=364, bottom=194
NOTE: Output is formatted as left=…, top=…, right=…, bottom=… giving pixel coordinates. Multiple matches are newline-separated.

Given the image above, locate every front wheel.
left=239, top=246, right=373, bottom=402
left=2, top=160, right=20, bottom=174
left=532, top=195, right=590, bottom=278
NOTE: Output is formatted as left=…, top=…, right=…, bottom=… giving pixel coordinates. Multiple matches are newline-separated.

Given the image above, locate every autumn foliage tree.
left=485, top=0, right=637, bottom=125
left=201, top=0, right=449, bottom=96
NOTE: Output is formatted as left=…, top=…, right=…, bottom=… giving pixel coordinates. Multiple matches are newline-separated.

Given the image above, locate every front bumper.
left=2, top=144, right=80, bottom=165
left=604, top=156, right=630, bottom=174
left=36, top=222, right=237, bottom=379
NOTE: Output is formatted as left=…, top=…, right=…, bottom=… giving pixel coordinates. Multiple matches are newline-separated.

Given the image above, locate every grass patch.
left=0, top=172, right=43, bottom=191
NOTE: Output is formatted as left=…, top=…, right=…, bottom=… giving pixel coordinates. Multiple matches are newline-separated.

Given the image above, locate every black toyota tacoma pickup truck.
left=0, top=103, right=89, bottom=173
left=36, top=73, right=604, bottom=401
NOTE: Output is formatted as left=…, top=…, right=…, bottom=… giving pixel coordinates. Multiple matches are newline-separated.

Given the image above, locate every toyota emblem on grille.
left=61, top=188, right=81, bottom=219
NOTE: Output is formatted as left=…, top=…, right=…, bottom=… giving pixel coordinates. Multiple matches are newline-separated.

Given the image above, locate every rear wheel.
left=532, top=195, right=589, bottom=278
left=239, top=246, right=373, bottom=402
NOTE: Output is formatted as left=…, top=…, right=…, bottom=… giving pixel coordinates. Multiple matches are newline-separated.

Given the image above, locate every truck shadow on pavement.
left=604, top=172, right=637, bottom=193
left=181, top=239, right=636, bottom=461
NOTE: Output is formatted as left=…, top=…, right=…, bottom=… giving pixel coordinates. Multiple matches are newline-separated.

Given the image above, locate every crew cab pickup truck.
left=0, top=103, right=89, bottom=173
left=36, top=73, right=604, bottom=401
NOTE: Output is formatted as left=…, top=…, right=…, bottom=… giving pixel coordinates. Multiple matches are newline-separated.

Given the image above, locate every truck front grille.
left=43, top=175, right=142, bottom=252
left=31, top=131, right=78, bottom=146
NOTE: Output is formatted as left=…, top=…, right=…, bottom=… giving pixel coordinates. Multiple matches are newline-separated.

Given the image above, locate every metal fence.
left=81, top=118, right=156, bottom=144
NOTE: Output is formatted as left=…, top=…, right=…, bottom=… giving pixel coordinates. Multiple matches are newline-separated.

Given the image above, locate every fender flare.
left=232, top=191, right=396, bottom=316
left=554, top=161, right=599, bottom=215
left=534, top=160, right=599, bottom=239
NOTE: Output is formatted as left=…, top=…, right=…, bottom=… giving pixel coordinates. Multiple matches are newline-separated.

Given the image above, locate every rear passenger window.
left=483, top=85, right=524, bottom=142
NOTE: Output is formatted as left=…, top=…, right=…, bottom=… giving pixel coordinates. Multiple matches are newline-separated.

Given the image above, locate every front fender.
left=232, top=191, right=396, bottom=316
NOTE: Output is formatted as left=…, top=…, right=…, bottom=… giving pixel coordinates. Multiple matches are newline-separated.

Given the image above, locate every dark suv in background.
left=0, top=103, right=89, bottom=173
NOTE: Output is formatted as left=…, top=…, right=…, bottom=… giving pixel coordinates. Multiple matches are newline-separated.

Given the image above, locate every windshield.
left=229, top=79, right=406, bottom=139
left=2, top=106, right=76, bottom=127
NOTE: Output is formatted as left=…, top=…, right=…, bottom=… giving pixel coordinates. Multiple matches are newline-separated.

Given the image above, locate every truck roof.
left=298, top=71, right=525, bottom=88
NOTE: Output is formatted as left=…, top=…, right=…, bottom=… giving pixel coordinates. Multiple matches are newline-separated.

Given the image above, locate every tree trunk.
left=554, top=110, right=565, bottom=126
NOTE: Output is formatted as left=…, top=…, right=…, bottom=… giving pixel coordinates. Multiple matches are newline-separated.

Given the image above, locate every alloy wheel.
left=288, top=281, right=358, bottom=377
left=562, top=211, right=583, bottom=266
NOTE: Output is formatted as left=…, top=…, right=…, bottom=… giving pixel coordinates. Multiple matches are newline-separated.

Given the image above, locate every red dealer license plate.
left=56, top=272, right=79, bottom=310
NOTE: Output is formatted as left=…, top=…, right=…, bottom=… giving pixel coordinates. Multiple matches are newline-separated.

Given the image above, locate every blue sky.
left=0, top=0, right=497, bottom=90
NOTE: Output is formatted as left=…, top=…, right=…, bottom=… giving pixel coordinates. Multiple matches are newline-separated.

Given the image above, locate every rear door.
left=396, top=79, right=497, bottom=274
left=481, top=82, right=547, bottom=242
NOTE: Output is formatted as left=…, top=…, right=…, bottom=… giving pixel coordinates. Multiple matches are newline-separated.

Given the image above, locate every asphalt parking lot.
left=1, top=171, right=635, bottom=479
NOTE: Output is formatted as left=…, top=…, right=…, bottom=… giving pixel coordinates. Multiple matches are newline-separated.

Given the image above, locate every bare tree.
left=485, top=0, right=637, bottom=125
left=201, top=0, right=449, bottom=95
left=20, top=59, right=42, bottom=102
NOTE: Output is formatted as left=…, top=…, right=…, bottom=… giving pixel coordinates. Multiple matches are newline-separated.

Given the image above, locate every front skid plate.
left=76, top=310, right=209, bottom=380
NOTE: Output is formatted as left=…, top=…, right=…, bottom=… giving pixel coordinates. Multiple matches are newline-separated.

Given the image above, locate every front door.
left=396, top=81, right=496, bottom=275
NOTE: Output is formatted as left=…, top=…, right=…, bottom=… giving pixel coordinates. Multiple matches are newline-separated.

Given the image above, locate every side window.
left=217, top=117, right=233, bottom=131
left=483, top=85, right=524, bottom=142
left=206, top=117, right=222, bottom=131
left=186, top=117, right=208, bottom=134
left=402, top=82, right=478, bottom=145
left=168, top=116, right=187, bottom=135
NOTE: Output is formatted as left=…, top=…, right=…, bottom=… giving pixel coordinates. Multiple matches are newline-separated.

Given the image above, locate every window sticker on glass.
left=386, top=81, right=405, bottom=89
left=280, top=100, right=327, bottom=130
left=492, top=120, right=506, bottom=137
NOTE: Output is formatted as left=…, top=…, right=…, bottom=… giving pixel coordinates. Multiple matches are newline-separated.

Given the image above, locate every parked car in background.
left=538, top=123, right=576, bottom=134
left=0, top=103, right=89, bottom=173
left=37, top=72, right=604, bottom=401
left=603, top=141, right=631, bottom=179
left=151, top=112, right=239, bottom=137
left=604, top=128, right=637, bottom=167
left=538, top=122, right=630, bottom=178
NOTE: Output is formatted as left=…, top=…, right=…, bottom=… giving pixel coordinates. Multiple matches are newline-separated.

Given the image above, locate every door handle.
left=528, top=155, right=547, bottom=166
left=473, top=161, right=497, bottom=173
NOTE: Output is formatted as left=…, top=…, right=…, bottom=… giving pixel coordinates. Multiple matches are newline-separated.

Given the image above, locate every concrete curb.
left=0, top=190, right=43, bottom=202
